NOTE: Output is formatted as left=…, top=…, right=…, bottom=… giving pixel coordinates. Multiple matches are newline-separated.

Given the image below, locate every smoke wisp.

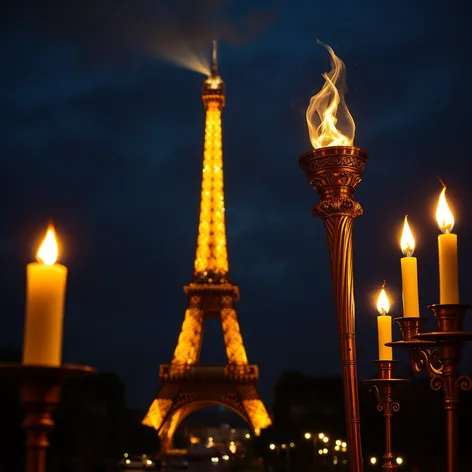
left=7, top=0, right=274, bottom=74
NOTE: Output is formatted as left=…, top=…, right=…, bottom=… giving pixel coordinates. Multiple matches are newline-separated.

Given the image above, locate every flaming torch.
left=298, top=42, right=368, bottom=472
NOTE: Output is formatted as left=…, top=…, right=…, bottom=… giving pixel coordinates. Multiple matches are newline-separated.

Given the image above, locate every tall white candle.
left=23, top=226, right=68, bottom=366
left=376, top=287, right=392, bottom=360
left=400, top=216, right=420, bottom=317
left=436, top=187, right=459, bottom=304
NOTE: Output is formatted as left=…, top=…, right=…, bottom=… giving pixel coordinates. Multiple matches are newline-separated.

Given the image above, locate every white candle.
left=376, top=287, right=392, bottom=360
left=400, top=216, right=420, bottom=317
left=23, top=226, right=68, bottom=366
left=436, top=187, right=459, bottom=304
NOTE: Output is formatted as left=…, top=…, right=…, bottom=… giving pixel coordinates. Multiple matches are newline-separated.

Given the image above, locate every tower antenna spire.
left=212, top=40, right=218, bottom=75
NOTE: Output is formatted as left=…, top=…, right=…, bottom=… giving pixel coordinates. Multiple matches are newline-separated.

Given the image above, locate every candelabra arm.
left=411, top=347, right=442, bottom=375
left=370, top=384, right=383, bottom=407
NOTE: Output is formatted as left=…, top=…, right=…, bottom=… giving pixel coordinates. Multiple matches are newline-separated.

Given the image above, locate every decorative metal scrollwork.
left=411, top=347, right=442, bottom=375
left=456, top=375, right=472, bottom=392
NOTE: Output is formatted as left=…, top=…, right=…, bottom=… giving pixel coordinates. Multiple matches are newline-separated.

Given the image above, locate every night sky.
left=2, top=1, right=472, bottom=410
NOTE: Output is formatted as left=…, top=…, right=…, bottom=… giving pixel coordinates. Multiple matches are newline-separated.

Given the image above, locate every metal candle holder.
left=0, top=363, right=96, bottom=472
left=387, top=305, right=472, bottom=472
left=365, top=361, right=409, bottom=471
left=299, top=145, right=368, bottom=472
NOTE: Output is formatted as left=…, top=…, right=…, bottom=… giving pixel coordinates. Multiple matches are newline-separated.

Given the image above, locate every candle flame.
left=37, top=226, right=59, bottom=265
left=377, top=288, right=390, bottom=315
left=436, top=187, right=455, bottom=234
left=306, top=41, right=355, bottom=149
left=400, top=215, right=415, bottom=257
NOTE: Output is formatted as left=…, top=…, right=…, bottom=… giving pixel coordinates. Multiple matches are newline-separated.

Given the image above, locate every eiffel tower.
left=143, top=42, right=271, bottom=452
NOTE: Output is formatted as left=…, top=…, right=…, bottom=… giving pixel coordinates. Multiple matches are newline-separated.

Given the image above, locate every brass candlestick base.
left=299, top=145, right=368, bottom=472
left=389, top=306, right=472, bottom=472
left=0, top=363, right=96, bottom=472
left=413, top=305, right=472, bottom=472
left=365, top=361, right=409, bottom=472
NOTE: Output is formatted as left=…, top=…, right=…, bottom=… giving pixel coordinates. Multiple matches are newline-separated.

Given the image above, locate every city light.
left=341, top=441, right=347, bottom=448
left=323, top=436, right=329, bottom=443
left=269, top=444, right=276, bottom=450
left=229, top=441, right=237, bottom=454
left=281, top=444, right=287, bottom=449
left=318, top=433, right=325, bottom=440
left=305, top=432, right=312, bottom=439
left=336, top=440, right=342, bottom=446
left=290, top=442, right=295, bottom=448
left=396, top=457, right=403, bottom=465
left=370, top=457, right=377, bottom=465
left=322, top=448, right=328, bottom=454
left=245, top=433, right=251, bottom=439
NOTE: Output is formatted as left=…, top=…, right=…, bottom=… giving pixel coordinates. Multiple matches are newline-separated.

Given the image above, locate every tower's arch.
left=158, top=399, right=251, bottom=453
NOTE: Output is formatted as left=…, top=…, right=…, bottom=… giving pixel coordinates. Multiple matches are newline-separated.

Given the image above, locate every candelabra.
left=299, top=145, right=368, bottom=472
left=365, top=361, right=409, bottom=471
left=0, top=363, right=96, bottom=472
left=388, top=305, right=472, bottom=472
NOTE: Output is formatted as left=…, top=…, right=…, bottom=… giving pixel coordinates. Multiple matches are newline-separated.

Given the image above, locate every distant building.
left=50, top=370, right=127, bottom=471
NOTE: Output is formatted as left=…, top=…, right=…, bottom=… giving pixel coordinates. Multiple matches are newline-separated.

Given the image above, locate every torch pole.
left=299, top=145, right=368, bottom=472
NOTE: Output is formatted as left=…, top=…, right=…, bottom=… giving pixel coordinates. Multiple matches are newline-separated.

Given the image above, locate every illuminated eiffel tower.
left=143, top=42, right=271, bottom=452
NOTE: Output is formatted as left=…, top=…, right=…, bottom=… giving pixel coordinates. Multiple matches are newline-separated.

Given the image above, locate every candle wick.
left=437, top=176, right=446, bottom=188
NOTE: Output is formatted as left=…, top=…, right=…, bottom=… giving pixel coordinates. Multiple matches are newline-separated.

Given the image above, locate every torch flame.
left=400, top=215, right=415, bottom=257
left=377, top=287, right=390, bottom=315
left=306, top=41, right=355, bottom=149
left=436, top=187, right=454, bottom=234
left=37, top=225, right=59, bottom=265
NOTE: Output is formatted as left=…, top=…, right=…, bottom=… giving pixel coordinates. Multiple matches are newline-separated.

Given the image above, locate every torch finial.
left=212, top=40, right=218, bottom=76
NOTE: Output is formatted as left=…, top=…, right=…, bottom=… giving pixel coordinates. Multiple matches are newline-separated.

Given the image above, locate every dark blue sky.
left=1, top=1, right=472, bottom=409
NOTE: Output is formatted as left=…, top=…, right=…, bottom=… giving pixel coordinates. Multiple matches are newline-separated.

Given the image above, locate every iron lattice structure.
left=143, top=42, right=271, bottom=451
